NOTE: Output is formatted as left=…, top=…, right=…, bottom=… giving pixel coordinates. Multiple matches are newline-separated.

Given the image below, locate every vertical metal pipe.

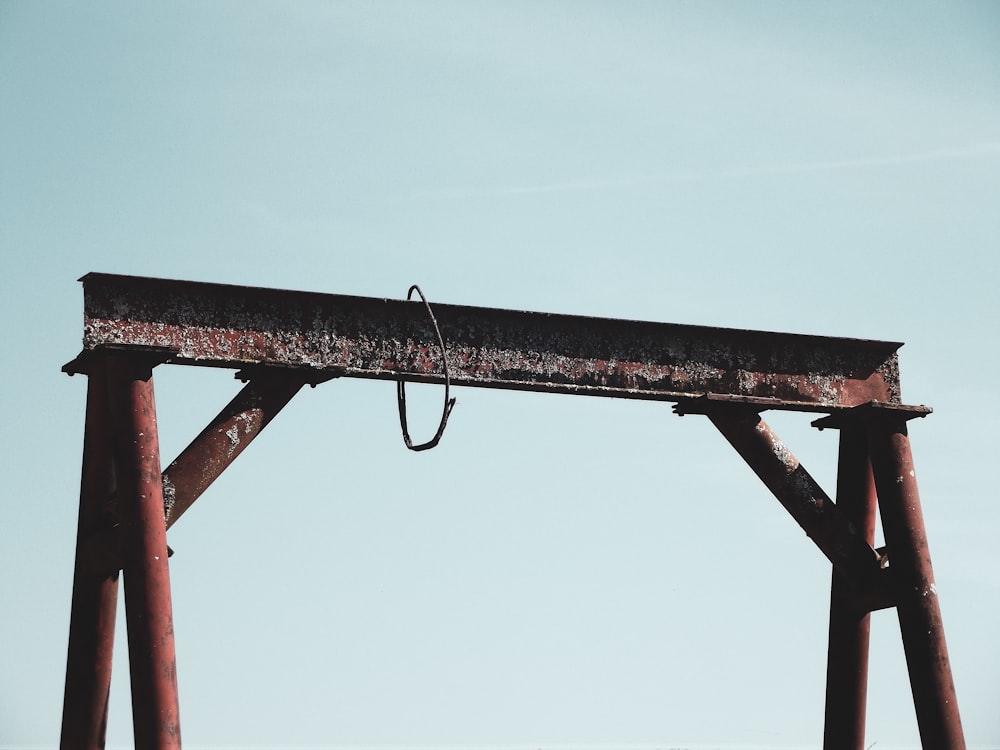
left=822, top=423, right=876, bottom=750
left=61, top=359, right=120, bottom=750
left=106, top=355, right=182, bottom=749
left=867, top=415, right=965, bottom=749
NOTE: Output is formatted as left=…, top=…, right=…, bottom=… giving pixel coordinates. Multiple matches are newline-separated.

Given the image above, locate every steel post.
left=106, top=355, right=181, bottom=748
left=867, top=414, right=965, bottom=749
left=822, top=423, right=877, bottom=750
left=60, top=359, right=120, bottom=750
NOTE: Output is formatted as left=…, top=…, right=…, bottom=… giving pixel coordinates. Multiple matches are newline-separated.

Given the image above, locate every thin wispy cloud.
left=409, top=142, right=1000, bottom=201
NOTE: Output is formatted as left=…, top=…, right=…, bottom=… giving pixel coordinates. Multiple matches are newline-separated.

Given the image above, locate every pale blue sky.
left=1, top=2, right=998, bottom=748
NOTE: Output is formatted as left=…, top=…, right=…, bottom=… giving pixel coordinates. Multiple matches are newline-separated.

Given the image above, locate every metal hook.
left=397, top=285, right=456, bottom=451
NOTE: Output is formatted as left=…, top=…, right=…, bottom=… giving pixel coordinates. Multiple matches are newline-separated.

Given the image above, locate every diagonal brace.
left=81, top=369, right=327, bottom=570
left=689, top=405, right=890, bottom=603
left=163, top=369, right=331, bottom=529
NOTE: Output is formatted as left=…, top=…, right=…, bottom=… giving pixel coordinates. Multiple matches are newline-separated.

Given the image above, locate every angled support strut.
left=683, top=402, right=888, bottom=598
left=163, top=369, right=325, bottom=529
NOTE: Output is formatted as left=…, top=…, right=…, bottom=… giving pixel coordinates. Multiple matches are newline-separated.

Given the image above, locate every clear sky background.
left=1, top=2, right=998, bottom=749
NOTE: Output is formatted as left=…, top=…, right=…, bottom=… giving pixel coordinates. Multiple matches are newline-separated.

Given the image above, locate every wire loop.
left=397, top=285, right=456, bottom=451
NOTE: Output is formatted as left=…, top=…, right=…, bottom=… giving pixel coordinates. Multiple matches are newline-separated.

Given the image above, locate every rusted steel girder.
left=75, top=273, right=902, bottom=410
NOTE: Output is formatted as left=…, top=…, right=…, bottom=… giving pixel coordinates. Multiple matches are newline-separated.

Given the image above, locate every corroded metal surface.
left=60, top=360, right=119, bottom=750
left=163, top=373, right=309, bottom=529
left=704, top=408, right=887, bottom=588
left=105, top=356, right=181, bottom=748
left=867, top=414, right=966, bottom=749
left=62, top=273, right=966, bottom=747
left=76, top=273, right=902, bottom=410
left=823, top=423, right=878, bottom=750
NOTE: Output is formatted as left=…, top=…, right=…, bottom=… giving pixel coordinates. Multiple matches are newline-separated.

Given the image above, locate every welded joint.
left=673, top=394, right=764, bottom=417
left=834, top=565, right=897, bottom=613
left=847, top=548, right=896, bottom=613
left=812, top=401, right=932, bottom=431
left=80, top=524, right=174, bottom=574
left=62, top=344, right=179, bottom=377
left=234, top=364, right=343, bottom=388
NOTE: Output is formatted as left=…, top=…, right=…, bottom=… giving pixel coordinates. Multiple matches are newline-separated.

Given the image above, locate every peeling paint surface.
left=224, top=424, right=240, bottom=458
left=77, top=273, right=903, bottom=411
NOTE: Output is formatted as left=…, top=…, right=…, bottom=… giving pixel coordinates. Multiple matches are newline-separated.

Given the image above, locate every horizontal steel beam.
left=71, top=273, right=903, bottom=411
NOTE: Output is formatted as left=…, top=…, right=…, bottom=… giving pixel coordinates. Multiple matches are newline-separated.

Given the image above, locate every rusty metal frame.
left=70, top=272, right=903, bottom=407
left=60, top=274, right=965, bottom=749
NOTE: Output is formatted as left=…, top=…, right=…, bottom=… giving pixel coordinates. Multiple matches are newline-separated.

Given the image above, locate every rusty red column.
left=106, top=354, right=182, bottom=748
left=822, top=423, right=877, bottom=750
left=60, top=358, right=120, bottom=750
left=866, top=413, right=964, bottom=749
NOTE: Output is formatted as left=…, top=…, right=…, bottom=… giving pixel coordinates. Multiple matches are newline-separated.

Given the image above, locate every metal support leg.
left=867, top=414, right=965, bottom=749
left=61, top=359, right=120, bottom=750
left=106, top=355, right=182, bottom=748
left=823, top=424, right=877, bottom=750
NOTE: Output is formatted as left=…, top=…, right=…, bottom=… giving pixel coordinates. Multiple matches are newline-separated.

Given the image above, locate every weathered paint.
left=60, top=273, right=965, bottom=749
left=161, top=374, right=307, bottom=528
left=105, top=355, right=181, bottom=749
left=867, top=413, right=966, bottom=749
left=823, top=422, right=878, bottom=750
left=60, top=359, right=120, bottom=750
left=704, top=408, right=887, bottom=591
left=74, top=273, right=903, bottom=410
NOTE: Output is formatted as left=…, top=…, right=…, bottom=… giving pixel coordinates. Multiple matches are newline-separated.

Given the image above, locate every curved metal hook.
left=397, top=285, right=456, bottom=451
